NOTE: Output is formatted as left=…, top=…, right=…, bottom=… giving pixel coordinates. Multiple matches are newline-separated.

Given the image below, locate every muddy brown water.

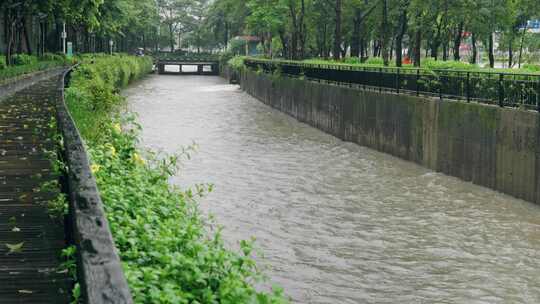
left=126, top=75, right=540, bottom=304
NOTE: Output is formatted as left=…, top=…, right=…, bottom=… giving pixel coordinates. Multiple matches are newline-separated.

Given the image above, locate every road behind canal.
left=126, top=75, right=540, bottom=304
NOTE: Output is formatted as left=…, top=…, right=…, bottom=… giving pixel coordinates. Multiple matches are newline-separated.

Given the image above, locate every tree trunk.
left=360, top=37, right=366, bottom=60
left=413, top=29, right=421, bottom=67
left=21, top=17, right=32, bottom=55
left=453, top=21, right=464, bottom=61
left=288, top=3, right=298, bottom=59
left=430, top=22, right=443, bottom=60
left=5, top=12, right=15, bottom=66
left=291, top=31, right=297, bottom=59
left=373, top=40, right=383, bottom=57
left=381, top=0, right=390, bottom=66
left=333, top=0, right=342, bottom=60
left=299, top=0, right=306, bottom=59
left=471, top=33, right=477, bottom=64
left=317, top=24, right=327, bottom=58
left=224, top=22, right=229, bottom=48
left=142, top=33, right=146, bottom=51
left=442, top=40, right=448, bottom=61
left=168, top=23, right=175, bottom=52
left=390, top=38, right=395, bottom=60
left=16, top=20, right=23, bottom=54
left=351, top=8, right=362, bottom=58
left=279, top=28, right=289, bottom=59
left=430, top=44, right=438, bottom=60
left=395, top=8, right=407, bottom=67
left=518, top=26, right=527, bottom=68
left=508, top=37, right=514, bottom=67
left=488, top=33, right=495, bottom=68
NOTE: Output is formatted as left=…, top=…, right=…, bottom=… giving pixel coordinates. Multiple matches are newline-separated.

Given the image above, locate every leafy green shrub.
left=342, top=57, right=362, bottom=65
left=422, top=58, right=477, bottom=70
left=41, top=52, right=66, bottom=62
left=66, top=55, right=152, bottom=142
left=228, top=56, right=247, bottom=72
left=219, top=51, right=234, bottom=66
left=12, top=54, right=38, bottom=66
left=364, top=57, right=384, bottom=65
left=522, top=64, right=540, bottom=72
left=66, top=55, right=288, bottom=303
left=0, top=57, right=5, bottom=70
left=228, top=38, right=248, bottom=55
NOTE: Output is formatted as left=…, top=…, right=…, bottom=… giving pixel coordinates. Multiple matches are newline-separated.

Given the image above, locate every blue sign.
left=67, top=42, right=73, bottom=58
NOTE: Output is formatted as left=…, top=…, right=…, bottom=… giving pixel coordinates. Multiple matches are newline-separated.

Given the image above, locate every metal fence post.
left=537, top=77, right=540, bottom=112
left=439, top=72, right=443, bottom=100
left=466, top=72, right=470, bottom=102
left=416, top=69, right=420, bottom=96
left=498, top=73, right=504, bottom=107
left=396, top=69, right=400, bottom=94
left=379, top=68, right=383, bottom=93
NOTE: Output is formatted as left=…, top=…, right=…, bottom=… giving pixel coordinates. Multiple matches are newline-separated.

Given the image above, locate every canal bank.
left=234, top=68, right=540, bottom=205
left=127, top=74, right=540, bottom=304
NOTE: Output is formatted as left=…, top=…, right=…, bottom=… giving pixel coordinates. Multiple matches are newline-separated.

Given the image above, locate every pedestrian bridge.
left=156, top=56, right=219, bottom=75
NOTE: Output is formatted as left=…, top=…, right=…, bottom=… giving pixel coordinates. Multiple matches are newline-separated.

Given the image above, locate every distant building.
left=525, top=20, right=540, bottom=33
left=230, top=36, right=261, bottom=56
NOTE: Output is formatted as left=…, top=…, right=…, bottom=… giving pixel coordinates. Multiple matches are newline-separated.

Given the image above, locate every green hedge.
left=298, top=56, right=540, bottom=74
left=227, top=56, right=247, bottom=72
left=66, top=55, right=287, bottom=303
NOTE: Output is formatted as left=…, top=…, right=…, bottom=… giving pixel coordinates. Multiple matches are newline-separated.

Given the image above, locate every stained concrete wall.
left=239, top=69, right=540, bottom=204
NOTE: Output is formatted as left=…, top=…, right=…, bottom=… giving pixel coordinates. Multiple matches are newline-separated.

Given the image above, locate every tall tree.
left=333, top=0, right=342, bottom=60
left=394, top=0, right=410, bottom=66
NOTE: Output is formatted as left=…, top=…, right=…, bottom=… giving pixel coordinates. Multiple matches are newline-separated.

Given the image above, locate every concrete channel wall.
left=238, top=69, right=540, bottom=205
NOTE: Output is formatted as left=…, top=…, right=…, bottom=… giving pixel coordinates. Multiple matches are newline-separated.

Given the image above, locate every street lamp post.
left=62, top=22, right=67, bottom=54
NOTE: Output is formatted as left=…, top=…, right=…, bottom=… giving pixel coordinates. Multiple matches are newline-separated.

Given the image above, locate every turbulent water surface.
left=126, top=74, right=540, bottom=304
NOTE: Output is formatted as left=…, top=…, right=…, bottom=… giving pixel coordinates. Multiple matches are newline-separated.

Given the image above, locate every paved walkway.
left=0, top=76, right=70, bottom=303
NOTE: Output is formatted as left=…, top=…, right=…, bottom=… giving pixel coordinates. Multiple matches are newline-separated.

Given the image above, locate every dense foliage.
left=5, top=0, right=540, bottom=70
left=1, top=0, right=160, bottom=62
left=205, top=0, right=540, bottom=68
left=65, top=55, right=287, bottom=303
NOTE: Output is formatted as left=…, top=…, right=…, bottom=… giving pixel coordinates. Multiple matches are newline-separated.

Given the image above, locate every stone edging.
left=56, top=66, right=133, bottom=304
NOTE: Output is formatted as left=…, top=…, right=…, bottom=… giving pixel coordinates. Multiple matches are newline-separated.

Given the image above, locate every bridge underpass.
left=156, top=56, right=219, bottom=75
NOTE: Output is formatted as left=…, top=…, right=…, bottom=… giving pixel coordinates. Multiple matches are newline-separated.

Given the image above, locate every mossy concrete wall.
left=239, top=69, right=540, bottom=204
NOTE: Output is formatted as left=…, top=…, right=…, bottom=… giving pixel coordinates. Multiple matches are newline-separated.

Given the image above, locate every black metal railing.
left=244, top=58, right=540, bottom=111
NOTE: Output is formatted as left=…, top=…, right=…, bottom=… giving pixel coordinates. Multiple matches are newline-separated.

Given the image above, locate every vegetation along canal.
left=126, top=74, right=540, bottom=304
